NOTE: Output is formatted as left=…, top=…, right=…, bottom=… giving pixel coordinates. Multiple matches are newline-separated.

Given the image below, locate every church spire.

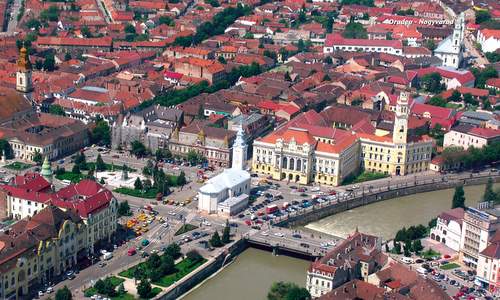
left=41, top=156, right=53, bottom=183
left=16, top=46, right=33, bottom=93
left=231, top=124, right=247, bottom=170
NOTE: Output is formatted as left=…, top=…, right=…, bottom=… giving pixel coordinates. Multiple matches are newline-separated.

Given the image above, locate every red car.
left=329, top=190, right=336, bottom=195
left=255, top=219, right=263, bottom=224
left=244, top=220, right=252, bottom=226
left=127, top=248, right=136, bottom=256
left=257, top=212, right=264, bottom=216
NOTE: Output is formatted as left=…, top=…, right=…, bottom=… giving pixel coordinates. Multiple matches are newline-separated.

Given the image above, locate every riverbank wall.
left=156, top=238, right=248, bottom=300
left=275, top=174, right=500, bottom=228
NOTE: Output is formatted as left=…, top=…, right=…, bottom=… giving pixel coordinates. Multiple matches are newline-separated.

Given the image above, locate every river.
left=181, top=184, right=498, bottom=299
left=181, top=247, right=311, bottom=300
left=306, top=183, right=500, bottom=240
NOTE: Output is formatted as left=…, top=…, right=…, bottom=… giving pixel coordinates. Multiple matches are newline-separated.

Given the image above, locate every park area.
left=4, top=162, right=32, bottom=170
left=118, top=246, right=206, bottom=288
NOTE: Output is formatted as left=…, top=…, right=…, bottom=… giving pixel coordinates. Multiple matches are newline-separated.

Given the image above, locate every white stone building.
left=430, top=208, right=464, bottom=252
left=477, top=29, right=500, bottom=53
left=434, top=13, right=465, bottom=69
left=197, top=126, right=251, bottom=215
left=443, top=124, right=500, bottom=150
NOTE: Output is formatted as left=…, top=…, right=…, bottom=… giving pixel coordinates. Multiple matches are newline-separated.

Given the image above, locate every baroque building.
left=434, top=13, right=465, bottom=69
left=252, top=93, right=433, bottom=186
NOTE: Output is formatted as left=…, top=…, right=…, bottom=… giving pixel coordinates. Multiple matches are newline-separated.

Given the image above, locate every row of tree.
left=452, top=178, right=500, bottom=209
left=209, top=220, right=231, bottom=247
left=441, top=141, right=500, bottom=171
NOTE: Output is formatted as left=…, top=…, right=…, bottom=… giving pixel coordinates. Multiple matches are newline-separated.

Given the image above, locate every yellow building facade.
left=252, top=92, right=433, bottom=186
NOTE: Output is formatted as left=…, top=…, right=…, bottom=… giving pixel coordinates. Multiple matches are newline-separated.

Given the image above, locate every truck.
left=266, top=204, right=279, bottom=214
left=102, top=252, right=113, bottom=260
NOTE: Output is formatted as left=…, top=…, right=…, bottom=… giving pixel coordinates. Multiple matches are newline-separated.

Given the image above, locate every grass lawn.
left=153, top=259, right=207, bottom=287
left=5, top=162, right=32, bottom=170
left=114, top=187, right=158, bottom=199
left=342, top=170, right=389, bottom=185
left=84, top=276, right=125, bottom=297
left=421, top=249, right=441, bottom=259
left=119, top=258, right=206, bottom=288
left=87, top=162, right=136, bottom=172
left=55, top=171, right=86, bottom=183
left=440, top=263, right=460, bottom=270
left=174, top=224, right=198, bottom=236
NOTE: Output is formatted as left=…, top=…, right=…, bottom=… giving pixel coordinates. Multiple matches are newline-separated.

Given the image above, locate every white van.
left=401, top=257, right=414, bottom=264
left=102, top=252, right=113, bottom=260
left=416, top=267, right=428, bottom=275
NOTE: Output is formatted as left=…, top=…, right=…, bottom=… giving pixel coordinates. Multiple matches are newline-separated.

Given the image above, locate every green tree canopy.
left=342, top=21, right=367, bottom=39
left=55, top=286, right=72, bottom=300
left=452, top=185, right=466, bottom=209
left=267, top=281, right=311, bottom=300
left=137, top=280, right=152, bottom=299
left=420, top=72, right=444, bottom=93
left=483, top=178, right=496, bottom=203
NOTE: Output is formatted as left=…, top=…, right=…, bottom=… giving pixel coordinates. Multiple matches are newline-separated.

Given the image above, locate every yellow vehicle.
left=185, top=198, right=192, bottom=204
left=142, top=223, right=148, bottom=227
left=142, top=227, right=149, bottom=233
left=135, top=231, right=142, bottom=236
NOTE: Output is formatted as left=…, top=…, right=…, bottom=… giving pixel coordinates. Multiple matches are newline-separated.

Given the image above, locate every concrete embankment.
left=276, top=174, right=500, bottom=228
left=156, top=239, right=248, bottom=300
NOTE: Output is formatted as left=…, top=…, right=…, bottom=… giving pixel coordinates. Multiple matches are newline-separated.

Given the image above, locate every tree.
left=394, top=242, right=401, bottom=254
left=158, top=16, right=174, bottom=26
left=186, top=250, right=203, bottom=264
left=118, top=201, right=131, bottom=216
left=483, top=178, right=496, bottom=203
left=448, top=90, right=461, bottom=102
left=177, top=171, right=186, bottom=186
left=95, top=154, right=106, bottom=171
left=222, top=220, right=231, bottom=244
left=412, top=240, right=423, bottom=254
left=49, top=104, right=66, bottom=116
left=0, top=139, right=13, bottom=159
left=209, top=230, right=223, bottom=247
left=143, top=159, right=154, bottom=176
left=267, top=281, right=311, bottom=300
left=164, top=243, right=181, bottom=259
left=420, top=72, right=444, bottom=93
left=146, top=253, right=162, bottom=270
left=26, top=18, right=41, bottom=30
left=134, top=177, right=143, bottom=190
left=91, top=118, right=111, bottom=146
left=64, top=52, right=72, bottom=61
left=81, top=25, right=92, bottom=38
left=424, top=39, right=436, bottom=51
left=452, top=185, right=466, bottom=209
left=55, top=286, right=72, bottom=300
left=187, top=150, right=205, bottom=165
left=131, top=140, right=147, bottom=157
left=40, top=5, right=59, bottom=22
left=155, top=148, right=172, bottom=161
left=137, top=280, right=152, bottom=299
left=428, top=96, right=447, bottom=107
left=385, top=243, right=390, bottom=252
left=324, top=56, right=332, bottom=64
left=463, top=93, right=478, bottom=106
left=342, top=21, right=367, bottom=39
left=74, top=152, right=87, bottom=169
left=218, top=56, right=227, bottom=64
left=476, top=10, right=491, bottom=24
left=33, top=151, right=43, bottom=165
left=72, top=164, right=81, bottom=174
left=117, top=283, right=125, bottom=295
left=43, top=52, right=56, bottom=71
left=403, top=240, right=412, bottom=257
left=160, top=254, right=175, bottom=275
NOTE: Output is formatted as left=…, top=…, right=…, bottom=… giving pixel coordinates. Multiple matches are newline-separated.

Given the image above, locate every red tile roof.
left=325, top=33, right=403, bottom=49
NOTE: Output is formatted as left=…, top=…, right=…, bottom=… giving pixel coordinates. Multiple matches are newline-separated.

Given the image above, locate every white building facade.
left=434, top=13, right=465, bottom=69
left=430, top=208, right=464, bottom=252
left=477, top=29, right=500, bottom=53
left=197, top=126, right=251, bottom=215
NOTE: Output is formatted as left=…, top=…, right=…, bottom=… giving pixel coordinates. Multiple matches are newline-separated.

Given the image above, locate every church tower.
left=16, top=46, right=33, bottom=93
left=392, top=92, right=409, bottom=144
left=232, top=125, right=247, bottom=170
left=41, top=156, right=53, bottom=183
left=452, top=13, right=465, bottom=51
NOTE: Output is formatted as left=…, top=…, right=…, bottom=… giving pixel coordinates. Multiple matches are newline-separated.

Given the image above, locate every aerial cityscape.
left=0, top=0, right=499, bottom=299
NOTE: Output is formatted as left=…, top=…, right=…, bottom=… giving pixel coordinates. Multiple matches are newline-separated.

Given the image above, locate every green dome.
left=41, top=156, right=52, bottom=178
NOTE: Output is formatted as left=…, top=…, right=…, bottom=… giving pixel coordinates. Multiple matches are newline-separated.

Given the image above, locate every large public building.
left=252, top=93, right=433, bottom=186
